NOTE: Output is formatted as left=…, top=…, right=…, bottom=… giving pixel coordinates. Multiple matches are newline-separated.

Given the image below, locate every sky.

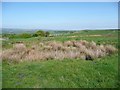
left=2, top=2, right=118, bottom=30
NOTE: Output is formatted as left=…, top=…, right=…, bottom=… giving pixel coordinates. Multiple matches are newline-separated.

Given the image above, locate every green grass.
left=2, top=54, right=118, bottom=88
left=2, top=30, right=119, bottom=88
left=2, top=30, right=118, bottom=49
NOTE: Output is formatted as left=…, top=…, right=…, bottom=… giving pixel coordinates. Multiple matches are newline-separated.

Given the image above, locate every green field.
left=2, top=30, right=119, bottom=88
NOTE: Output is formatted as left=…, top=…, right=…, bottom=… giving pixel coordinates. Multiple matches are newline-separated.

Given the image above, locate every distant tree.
left=45, top=31, right=50, bottom=37
left=9, top=34, right=16, bottom=39
left=2, top=34, right=8, bottom=38
left=32, top=33, right=38, bottom=37
left=84, top=30, right=88, bottom=32
left=34, top=30, right=46, bottom=37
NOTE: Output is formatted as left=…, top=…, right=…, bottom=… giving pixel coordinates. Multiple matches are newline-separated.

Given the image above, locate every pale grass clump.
left=70, top=47, right=77, bottom=51
left=61, top=46, right=71, bottom=52
left=39, top=42, right=44, bottom=47
left=43, top=46, right=52, bottom=51
left=45, top=51, right=57, bottom=60
left=82, top=49, right=96, bottom=60
left=91, top=41, right=96, bottom=46
left=61, top=46, right=77, bottom=52
left=63, top=41, right=73, bottom=47
left=99, top=45, right=106, bottom=52
left=105, top=45, right=117, bottom=55
left=25, top=50, right=45, bottom=61
left=13, top=43, right=26, bottom=51
left=65, top=51, right=80, bottom=59
left=74, top=42, right=85, bottom=48
left=78, top=44, right=87, bottom=53
left=79, top=54, right=86, bottom=60
left=53, top=51, right=65, bottom=60
left=47, top=41, right=63, bottom=51
left=89, top=41, right=97, bottom=50
left=2, top=40, right=118, bottom=62
left=2, top=49, right=25, bottom=62
left=2, top=49, right=14, bottom=60
left=79, top=40, right=89, bottom=46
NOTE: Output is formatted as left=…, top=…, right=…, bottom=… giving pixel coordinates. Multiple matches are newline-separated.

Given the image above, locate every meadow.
left=1, top=30, right=119, bottom=88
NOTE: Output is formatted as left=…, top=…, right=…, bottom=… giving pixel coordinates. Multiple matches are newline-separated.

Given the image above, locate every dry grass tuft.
left=63, top=41, right=73, bottom=47
left=2, top=40, right=117, bottom=62
left=105, top=45, right=117, bottom=55
left=13, top=43, right=26, bottom=51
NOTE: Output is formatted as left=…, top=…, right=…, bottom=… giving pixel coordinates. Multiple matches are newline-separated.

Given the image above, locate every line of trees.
left=2, top=30, right=50, bottom=39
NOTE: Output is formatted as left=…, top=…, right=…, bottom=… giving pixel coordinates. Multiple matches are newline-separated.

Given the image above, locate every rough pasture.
left=2, top=40, right=117, bottom=62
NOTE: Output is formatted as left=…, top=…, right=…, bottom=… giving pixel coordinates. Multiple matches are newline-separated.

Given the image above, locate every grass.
left=2, top=30, right=119, bottom=88
left=2, top=40, right=117, bottom=61
left=2, top=54, right=118, bottom=88
left=2, top=30, right=118, bottom=49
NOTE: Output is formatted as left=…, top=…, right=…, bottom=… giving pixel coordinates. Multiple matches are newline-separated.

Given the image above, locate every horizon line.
left=1, top=27, right=118, bottom=30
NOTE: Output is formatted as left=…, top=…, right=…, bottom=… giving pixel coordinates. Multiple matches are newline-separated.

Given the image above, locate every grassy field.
left=2, top=30, right=119, bottom=88
left=2, top=30, right=118, bottom=49
left=3, top=54, right=118, bottom=88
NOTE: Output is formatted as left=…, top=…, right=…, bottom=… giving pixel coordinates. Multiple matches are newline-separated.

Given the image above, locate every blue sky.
left=2, top=2, right=118, bottom=30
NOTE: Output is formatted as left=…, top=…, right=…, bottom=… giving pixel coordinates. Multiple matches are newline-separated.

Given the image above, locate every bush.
left=32, top=33, right=38, bottom=37
left=35, top=30, right=46, bottom=37
left=8, top=34, right=16, bottom=39
left=45, top=31, right=50, bottom=37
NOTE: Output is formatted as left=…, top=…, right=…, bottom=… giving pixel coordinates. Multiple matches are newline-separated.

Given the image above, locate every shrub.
left=45, top=32, right=50, bottom=37
left=35, top=30, right=45, bottom=37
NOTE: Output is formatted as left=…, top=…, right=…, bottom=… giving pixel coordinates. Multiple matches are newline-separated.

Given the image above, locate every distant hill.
left=1, top=28, right=118, bottom=34
left=2, top=28, right=38, bottom=34
left=1, top=28, right=78, bottom=34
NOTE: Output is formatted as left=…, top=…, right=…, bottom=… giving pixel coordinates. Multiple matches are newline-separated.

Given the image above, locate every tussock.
left=13, top=43, right=26, bottom=51
left=105, top=45, right=117, bottom=54
left=63, top=41, right=73, bottom=47
left=2, top=40, right=117, bottom=62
